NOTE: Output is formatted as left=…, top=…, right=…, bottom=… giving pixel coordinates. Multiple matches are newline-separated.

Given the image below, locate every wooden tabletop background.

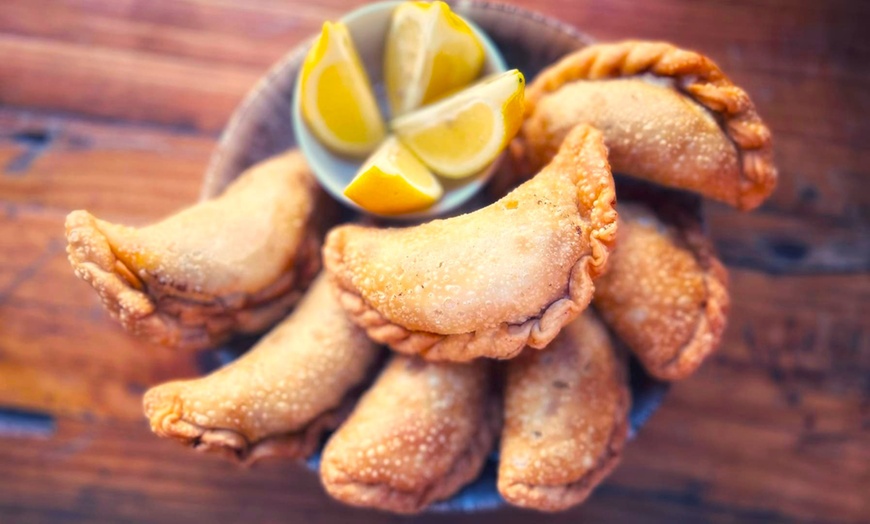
left=0, top=0, right=868, bottom=522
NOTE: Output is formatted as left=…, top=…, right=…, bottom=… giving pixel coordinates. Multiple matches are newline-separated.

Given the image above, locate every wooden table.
left=1, top=0, right=867, bottom=522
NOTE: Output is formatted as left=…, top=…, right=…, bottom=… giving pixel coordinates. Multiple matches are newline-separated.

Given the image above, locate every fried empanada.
left=65, top=150, right=331, bottom=350
left=594, top=201, right=729, bottom=381
left=522, top=41, right=776, bottom=210
left=142, top=274, right=379, bottom=462
left=324, top=124, right=617, bottom=362
left=320, top=356, right=498, bottom=514
left=498, top=311, right=629, bottom=511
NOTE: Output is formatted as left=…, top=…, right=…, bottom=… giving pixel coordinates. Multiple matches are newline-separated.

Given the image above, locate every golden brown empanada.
left=498, top=311, right=629, bottom=511
left=142, top=274, right=379, bottom=462
left=323, top=124, right=617, bottom=362
left=65, top=150, right=331, bottom=350
left=594, top=201, right=729, bottom=380
left=320, top=356, right=498, bottom=514
left=521, top=40, right=776, bottom=210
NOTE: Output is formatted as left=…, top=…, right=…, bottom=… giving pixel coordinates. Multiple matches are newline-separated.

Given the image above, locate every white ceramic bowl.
left=291, top=0, right=508, bottom=219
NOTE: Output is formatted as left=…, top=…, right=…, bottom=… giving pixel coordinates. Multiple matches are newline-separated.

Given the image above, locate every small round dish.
left=291, top=1, right=508, bottom=219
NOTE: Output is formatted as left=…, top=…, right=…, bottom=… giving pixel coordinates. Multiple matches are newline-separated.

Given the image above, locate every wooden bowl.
left=202, top=1, right=669, bottom=513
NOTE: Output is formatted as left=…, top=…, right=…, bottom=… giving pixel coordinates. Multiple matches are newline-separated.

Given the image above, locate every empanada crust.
left=498, top=311, right=629, bottom=511
left=142, top=274, right=380, bottom=462
left=65, top=150, right=330, bottom=350
left=320, top=356, right=499, bottom=514
left=594, top=202, right=729, bottom=380
left=522, top=40, right=776, bottom=210
left=324, top=125, right=617, bottom=362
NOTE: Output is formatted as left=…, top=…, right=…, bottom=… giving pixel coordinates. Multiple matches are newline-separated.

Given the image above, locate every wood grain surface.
left=1, top=0, right=868, bottom=522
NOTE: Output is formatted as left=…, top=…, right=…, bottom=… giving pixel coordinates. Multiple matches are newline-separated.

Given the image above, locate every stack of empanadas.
left=65, top=40, right=776, bottom=514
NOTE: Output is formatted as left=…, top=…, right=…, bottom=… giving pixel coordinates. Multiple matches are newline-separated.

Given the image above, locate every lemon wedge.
left=384, top=1, right=485, bottom=117
left=392, top=69, right=524, bottom=179
left=344, top=137, right=444, bottom=215
left=300, top=22, right=386, bottom=158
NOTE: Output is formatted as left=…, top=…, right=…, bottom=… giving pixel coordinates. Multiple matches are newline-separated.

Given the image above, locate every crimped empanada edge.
left=650, top=247, right=730, bottom=381
left=142, top=380, right=361, bottom=464
left=64, top=208, right=322, bottom=351
left=523, top=40, right=777, bottom=210
left=323, top=125, right=618, bottom=362
left=65, top=210, right=184, bottom=346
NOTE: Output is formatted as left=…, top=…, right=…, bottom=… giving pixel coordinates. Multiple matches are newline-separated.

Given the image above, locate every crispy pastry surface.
left=498, top=311, right=630, bottom=511
left=320, top=356, right=499, bottom=514
left=65, top=150, right=329, bottom=350
left=594, top=202, right=729, bottom=380
left=522, top=40, right=776, bottom=210
left=142, top=274, right=379, bottom=462
left=323, top=124, right=617, bottom=362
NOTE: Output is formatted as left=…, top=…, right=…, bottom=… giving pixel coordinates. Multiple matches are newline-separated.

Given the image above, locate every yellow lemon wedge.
left=343, top=136, right=444, bottom=215
left=300, top=21, right=386, bottom=158
left=384, top=1, right=485, bottom=117
left=391, top=69, right=525, bottom=179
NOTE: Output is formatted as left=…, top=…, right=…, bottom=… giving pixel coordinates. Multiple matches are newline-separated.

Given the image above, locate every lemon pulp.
left=343, top=137, right=443, bottom=215
left=392, top=69, right=525, bottom=179
left=385, top=1, right=484, bottom=117
left=300, top=22, right=386, bottom=157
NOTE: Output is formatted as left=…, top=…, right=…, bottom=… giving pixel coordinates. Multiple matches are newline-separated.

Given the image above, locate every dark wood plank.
left=0, top=207, right=202, bottom=420
left=0, top=33, right=260, bottom=133
left=0, top=108, right=210, bottom=218
left=708, top=205, right=870, bottom=274
left=0, top=0, right=369, bottom=133
left=0, top=0, right=868, bottom=522
left=0, top=0, right=322, bottom=68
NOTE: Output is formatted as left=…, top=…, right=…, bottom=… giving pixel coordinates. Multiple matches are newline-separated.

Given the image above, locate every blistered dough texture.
left=65, top=150, right=329, bottom=350
left=320, top=356, right=499, bottom=514
left=594, top=202, right=729, bottom=380
left=324, top=125, right=617, bottom=362
left=498, top=311, right=629, bottom=511
left=523, top=40, right=777, bottom=210
left=142, top=274, right=380, bottom=462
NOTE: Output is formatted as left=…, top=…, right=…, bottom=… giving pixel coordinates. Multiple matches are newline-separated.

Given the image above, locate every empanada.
left=498, top=311, right=629, bottom=511
left=522, top=40, right=776, bottom=210
left=594, top=201, right=729, bottom=380
left=142, top=274, right=379, bottom=462
left=324, top=124, right=617, bottom=362
left=65, top=150, right=331, bottom=350
left=320, top=356, right=498, bottom=514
